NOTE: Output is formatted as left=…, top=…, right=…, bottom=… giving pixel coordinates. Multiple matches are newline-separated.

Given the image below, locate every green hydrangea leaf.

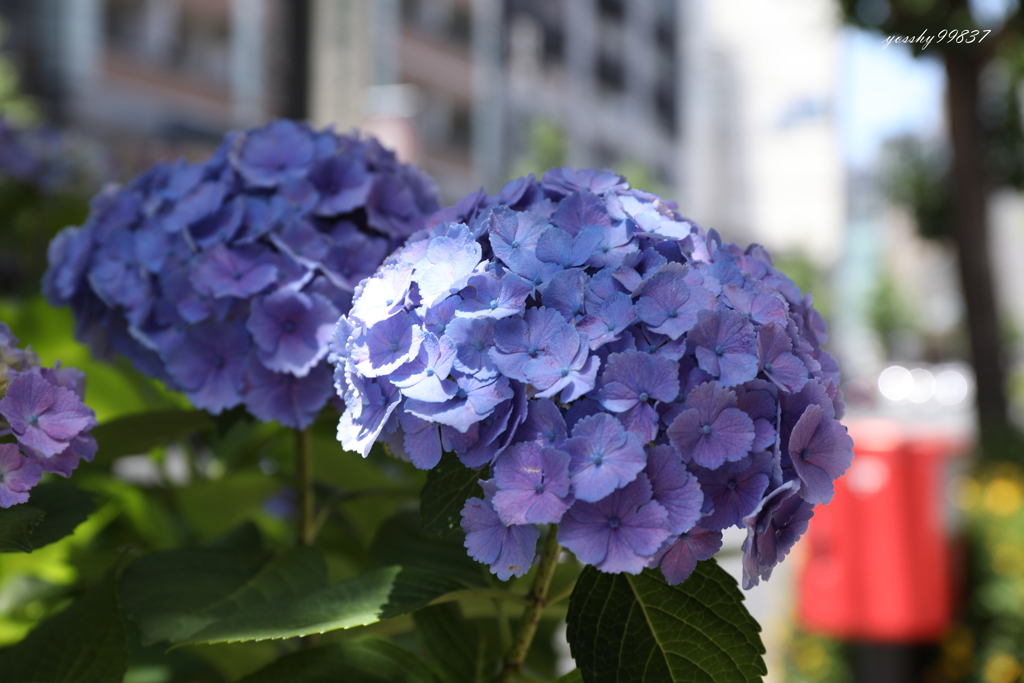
left=566, top=560, right=766, bottom=682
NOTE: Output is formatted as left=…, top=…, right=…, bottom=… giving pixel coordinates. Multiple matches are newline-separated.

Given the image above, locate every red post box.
left=798, top=419, right=968, bottom=642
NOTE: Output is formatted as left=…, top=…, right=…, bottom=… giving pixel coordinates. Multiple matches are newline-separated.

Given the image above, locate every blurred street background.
left=1, top=1, right=1023, bottom=681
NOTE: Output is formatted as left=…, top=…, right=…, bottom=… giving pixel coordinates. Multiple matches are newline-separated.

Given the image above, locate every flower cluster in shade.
left=0, top=117, right=100, bottom=193
left=331, top=168, right=854, bottom=589
left=43, top=120, right=439, bottom=429
left=0, top=323, right=98, bottom=507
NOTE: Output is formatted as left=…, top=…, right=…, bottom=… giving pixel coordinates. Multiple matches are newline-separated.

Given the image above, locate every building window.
left=543, top=24, right=563, bottom=64
left=597, top=0, right=624, bottom=20
left=104, top=0, right=230, bottom=90
left=655, top=82, right=676, bottom=134
left=400, top=0, right=471, bottom=49
left=596, top=52, right=624, bottom=93
left=420, top=93, right=472, bottom=155
left=655, top=22, right=674, bottom=53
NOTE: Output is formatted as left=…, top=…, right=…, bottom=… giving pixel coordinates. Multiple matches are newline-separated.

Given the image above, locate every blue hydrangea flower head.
left=44, top=121, right=439, bottom=429
left=0, top=323, right=98, bottom=506
left=331, top=169, right=851, bottom=588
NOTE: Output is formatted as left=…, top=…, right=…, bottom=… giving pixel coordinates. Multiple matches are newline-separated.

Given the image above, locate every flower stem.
left=296, top=427, right=315, bottom=547
left=428, top=588, right=531, bottom=606
left=545, top=579, right=576, bottom=608
left=496, top=525, right=561, bottom=683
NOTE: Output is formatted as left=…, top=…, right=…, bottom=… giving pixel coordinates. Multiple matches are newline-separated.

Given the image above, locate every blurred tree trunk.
left=944, top=48, right=1012, bottom=456
left=282, top=0, right=311, bottom=120
left=837, top=0, right=1021, bottom=458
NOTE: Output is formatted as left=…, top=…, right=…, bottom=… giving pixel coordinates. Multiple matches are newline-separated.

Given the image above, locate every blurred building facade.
left=1, top=0, right=845, bottom=269
left=0, top=0, right=306, bottom=141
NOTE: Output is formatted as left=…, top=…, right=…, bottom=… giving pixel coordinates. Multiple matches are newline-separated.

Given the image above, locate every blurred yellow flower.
left=983, top=652, right=1021, bottom=683
left=984, top=478, right=1023, bottom=517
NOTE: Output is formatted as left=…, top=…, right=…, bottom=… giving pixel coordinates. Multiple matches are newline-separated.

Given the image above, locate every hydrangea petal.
left=462, top=496, right=539, bottom=580
left=563, top=413, right=646, bottom=502
left=653, top=527, right=723, bottom=585
left=788, top=404, right=854, bottom=504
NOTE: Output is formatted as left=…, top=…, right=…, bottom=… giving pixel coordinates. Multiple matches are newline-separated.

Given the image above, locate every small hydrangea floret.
left=331, top=168, right=853, bottom=588
left=44, top=120, right=438, bottom=428
left=0, top=324, right=98, bottom=506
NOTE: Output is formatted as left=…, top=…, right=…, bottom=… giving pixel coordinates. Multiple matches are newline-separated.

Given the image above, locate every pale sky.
left=838, top=27, right=946, bottom=170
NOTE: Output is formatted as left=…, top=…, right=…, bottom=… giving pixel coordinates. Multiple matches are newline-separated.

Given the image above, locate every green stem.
left=296, top=427, right=315, bottom=547
left=295, top=427, right=317, bottom=650
left=428, top=588, right=531, bottom=606
left=496, top=525, right=561, bottom=683
left=311, top=486, right=419, bottom=538
left=545, top=580, right=576, bottom=608
left=495, top=598, right=513, bottom=654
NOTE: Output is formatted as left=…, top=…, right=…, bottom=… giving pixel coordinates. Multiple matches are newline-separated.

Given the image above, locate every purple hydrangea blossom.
left=331, top=169, right=847, bottom=586
left=487, top=207, right=549, bottom=266
left=645, top=444, right=703, bottom=535
left=741, top=480, right=814, bottom=589
left=462, top=495, right=540, bottom=580
left=756, top=322, right=808, bottom=394
left=577, top=292, right=637, bottom=349
left=457, top=385, right=527, bottom=468
left=598, top=351, right=679, bottom=444
left=45, top=121, right=439, bottom=428
left=492, top=442, right=572, bottom=525
left=0, top=372, right=96, bottom=458
left=558, top=474, right=671, bottom=574
left=348, top=312, right=423, bottom=379
left=0, top=444, right=42, bottom=508
left=232, top=119, right=314, bottom=187
left=666, top=381, right=755, bottom=469
left=735, top=381, right=779, bottom=452
left=541, top=269, right=590, bottom=320
left=404, top=374, right=513, bottom=434
left=635, top=265, right=716, bottom=339
left=522, top=327, right=599, bottom=403
left=401, top=413, right=443, bottom=469
left=446, top=317, right=498, bottom=379
left=692, top=452, right=773, bottom=530
left=337, top=375, right=401, bottom=457
left=0, top=324, right=98, bottom=506
left=248, top=290, right=340, bottom=377
left=243, top=360, right=334, bottom=430
left=514, top=398, right=567, bottom=447
left=34, top=433, right=98, bottom=478
left=350, top=263, right=414, bottom=328
left=192, top=243, right=279, bottom=299
left=688, top=309, right=759, bottom=387
left=389, top=333, right=457, bottom=403
left=412, top=232, right=483, bottom=307
left=309, top=155, right=374, bottom=216
left=165, top=321, right=250, bottom=414
left=653, top=526, right=724, bottom=585
left=787, top=404, right=854, bottom=504
left=490, top=307, right=575, bottom=382
left=722, top=283, right=788, bottom=327
left=457, top=272, right=532, bottom=320
left=562, top=413, right=647, bottom=503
